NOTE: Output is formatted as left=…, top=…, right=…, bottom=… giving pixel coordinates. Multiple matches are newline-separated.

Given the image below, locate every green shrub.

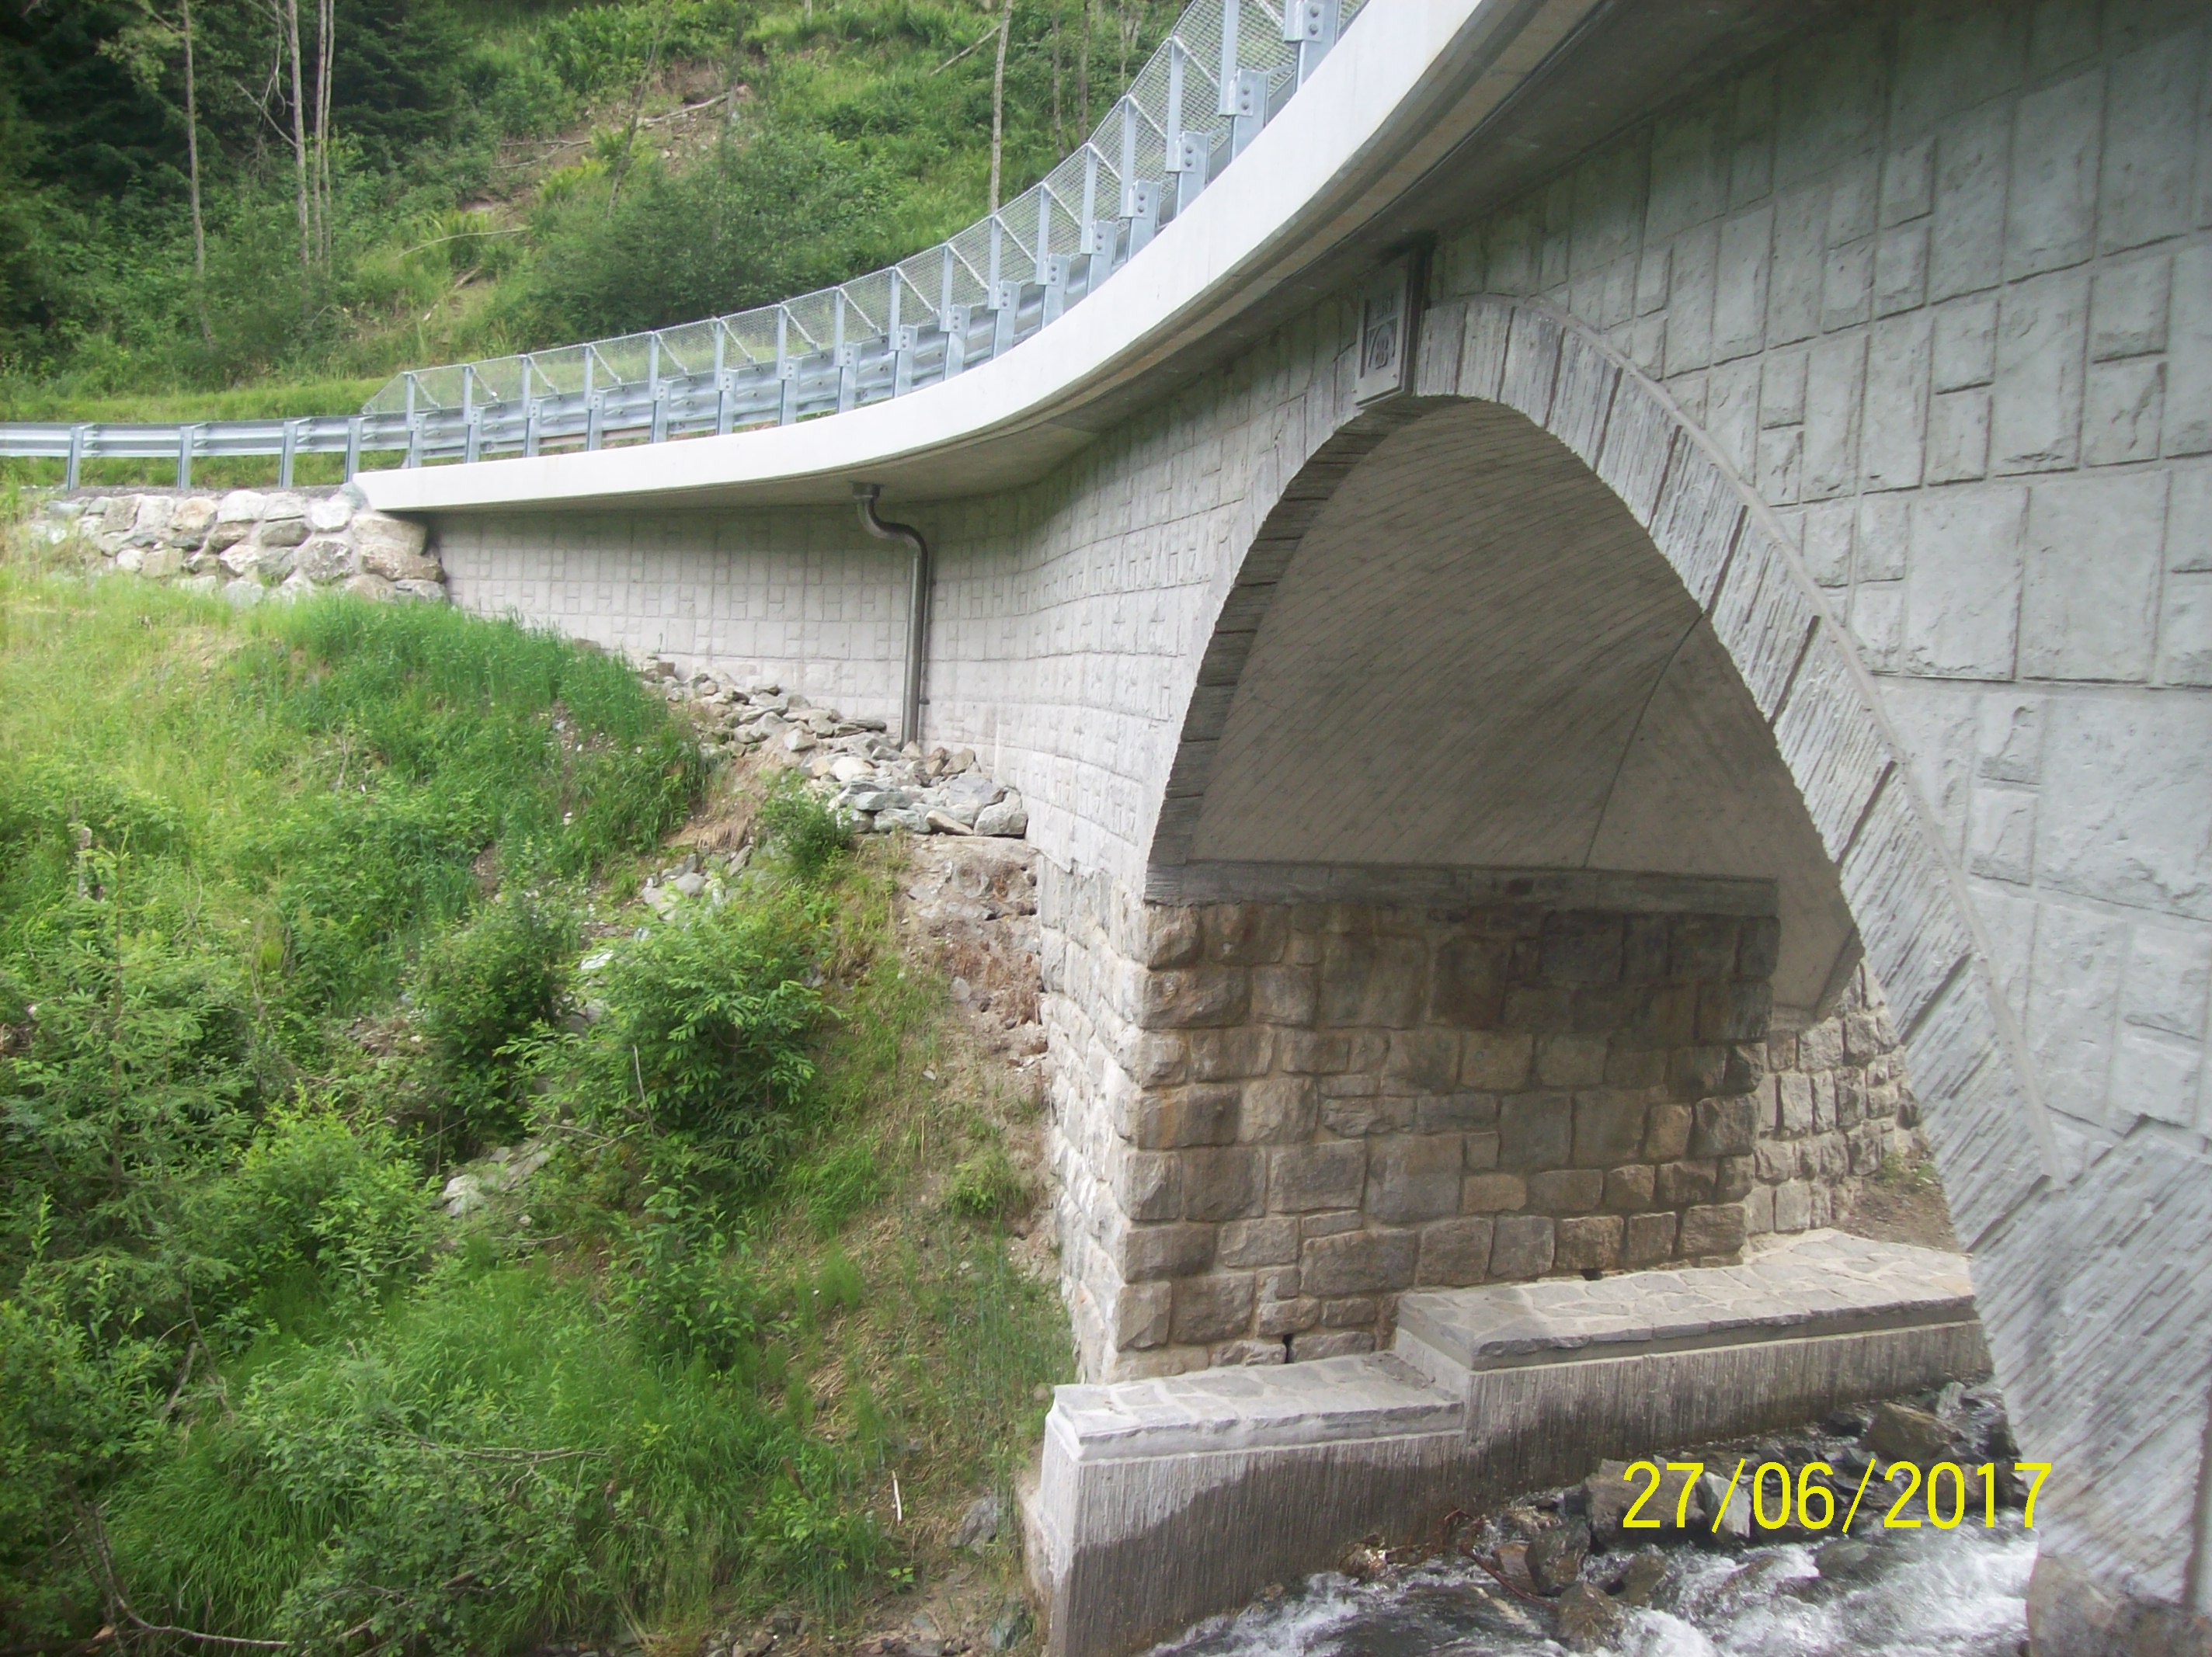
left=412, top=888, right=579, bottom=1147
left=578, top=901, right=825, bottom=1186
left=203, top=1096, right=433, bottom=1320
left=756, top=770, right=852, bottom=883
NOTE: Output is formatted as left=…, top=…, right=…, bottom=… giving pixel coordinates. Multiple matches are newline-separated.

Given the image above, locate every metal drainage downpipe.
left=854, top=484, right=931, bottom=748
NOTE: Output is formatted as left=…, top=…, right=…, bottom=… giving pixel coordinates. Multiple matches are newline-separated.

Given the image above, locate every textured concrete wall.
left=432, top=0, right=2212, bottom=1621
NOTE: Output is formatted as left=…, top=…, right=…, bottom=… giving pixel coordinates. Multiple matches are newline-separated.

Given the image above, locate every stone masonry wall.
left=1039, top=865, right=1913, bottom=1381
left=39, top=486, right=446, bottom=605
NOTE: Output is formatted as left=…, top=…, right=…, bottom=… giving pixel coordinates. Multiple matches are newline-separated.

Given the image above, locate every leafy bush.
left=756, top=769, right=852, bottom=883
left=577, top=900, right=824, bottom=1184
left=412, top=888, right=578, bottom=1146
left=203, top=1096, right=433, bottom=1318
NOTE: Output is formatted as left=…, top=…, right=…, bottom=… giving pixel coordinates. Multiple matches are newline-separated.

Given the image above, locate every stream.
left=1149, top=1386, right=2034, bottom=1657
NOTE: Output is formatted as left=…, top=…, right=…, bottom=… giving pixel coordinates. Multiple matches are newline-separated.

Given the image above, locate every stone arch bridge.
left=360, top=0, right=2212, bottom=1640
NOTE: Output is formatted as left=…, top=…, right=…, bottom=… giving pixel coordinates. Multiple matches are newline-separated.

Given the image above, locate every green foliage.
left=576, top=898, right=825, bottom=1181
left=412, top=889, right=579, bottom=1147
left=944, top=1140, right=1028, bottom=1222
left=757, top=768, right=854, bottom=883
left=203, top=1096, right=433, bottom=1318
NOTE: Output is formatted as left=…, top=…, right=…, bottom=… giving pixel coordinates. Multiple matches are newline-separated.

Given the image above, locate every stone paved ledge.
left=1396, top=1228, right=1975, bottom=1372
left=1027, top=1230, right=1982, bottom=1657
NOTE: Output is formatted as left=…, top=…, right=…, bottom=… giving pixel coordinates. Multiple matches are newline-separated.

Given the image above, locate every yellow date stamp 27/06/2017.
left=1619, top=1458, right=2050, bottom=1534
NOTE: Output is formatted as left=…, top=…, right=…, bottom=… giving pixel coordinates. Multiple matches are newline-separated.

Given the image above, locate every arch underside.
left=1158, top=398, right=1858, bottom=1017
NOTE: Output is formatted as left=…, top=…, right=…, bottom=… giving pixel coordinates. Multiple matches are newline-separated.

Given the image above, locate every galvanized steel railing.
left=3, top=0, right=1362, bottom=485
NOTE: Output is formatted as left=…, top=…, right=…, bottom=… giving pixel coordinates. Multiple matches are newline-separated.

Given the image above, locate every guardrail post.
left=66, top=424, right=89, bottom=491
left=1217, top=0, right=1242, bottom=113
left=892, top=325, right=918, bottom=397
left=1229, top=67, right=1267, bottom=156
left=835, top=346, right=857, bottom=414
left=1042, top=255, right=1071, bottom=325
left=1126, top=180, right=1160, bottom=256
left=464, top=408, right=483, bottom=464
left=279, top=419, right=301, bottom=488
left=651, top=387, right=670, bottom=443
left=344, top=417, right=363, bottom=480
left=1079, top=147, right=1102, bottom=255
left=586, top=393, right=605, bottom=452
left=176, top=424, right=198, bottom=489
left=716, top=372, right=736, bottom=436
left=1163, top=41, right=1202, bottom=215
left=1118, top=96, right=1141, bottom=217
left=777, top=362, right=799, bottom=426
left=524, top=401, right=542, bottom=457
left=943, top=303, right=971, bottom=379
left=405, top=412, right=423, bottom=469
left=1284, top=0, right=1337, bottom=86
left=649, top=334, right=662, bottom=398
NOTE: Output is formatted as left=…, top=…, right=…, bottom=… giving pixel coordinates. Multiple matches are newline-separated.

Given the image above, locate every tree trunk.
left=180, top=0, right=213, bottom=348
left=1077, top=0, right=1090, bottom=136
left=1051, top=2, right=1063, bottom=155
left=607, top=4, right=669, bottom=214
left=283, top=0, right=311, bottom=276
left=989, top=0, right=1014, bottom=212
left=315, top=0, right=334, bottom=266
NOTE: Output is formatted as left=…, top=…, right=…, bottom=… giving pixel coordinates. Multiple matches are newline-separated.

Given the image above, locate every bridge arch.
left=1148, top=297, right=2051, bottom=1249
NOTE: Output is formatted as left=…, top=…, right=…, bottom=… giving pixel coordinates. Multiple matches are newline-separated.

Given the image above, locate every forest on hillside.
left=0, top=0, right=1181, bottom=415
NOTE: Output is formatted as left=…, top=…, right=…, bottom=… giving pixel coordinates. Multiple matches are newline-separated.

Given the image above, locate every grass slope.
left=0, top=521, right=1069, bottom=1655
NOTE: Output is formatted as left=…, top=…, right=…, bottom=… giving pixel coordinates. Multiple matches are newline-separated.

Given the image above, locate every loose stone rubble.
left=645, top=658, right=1029, bottom=841
left=34, top=485, right=447, bottom=606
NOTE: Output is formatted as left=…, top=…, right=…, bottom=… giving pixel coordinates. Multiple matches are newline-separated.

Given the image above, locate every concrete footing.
left=1022, top=1231, right=1985, bottom=1657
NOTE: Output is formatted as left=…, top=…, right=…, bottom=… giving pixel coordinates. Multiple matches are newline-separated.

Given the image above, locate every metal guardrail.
left=2, top=0, right=1362, bottom=486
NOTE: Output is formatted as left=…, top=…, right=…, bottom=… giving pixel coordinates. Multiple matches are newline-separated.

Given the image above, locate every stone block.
left=294, top=536, right=353, bottom=584
left=1182, top=1147, right=1266, bottom=1221
left=1256, top=1294, right=1320, bottom=1336
left=1714, top=1155, right=1755, bottom=1202
left=1602, top=1163, right=1655, bottom=1211
left=307, top=492, right=355, bottom=533
left=1462, top=1172, right=1526, bottom=1213
left=1414, top=1092, right=1498, bottom=1133
left=1678, top=1204, right=1748, bottom=1257
left=1417, top=1218, right=1494, bottom=1287
left=2020, top=473, right=2163, bottom=682
left=1269, top=1142, right=1366, bottom=1213
left=1537, top=1034, right=1609, bottom=1086
left=1488, top=1214, right=1556, bottom=1279
left=167, top=496, right=217, bottom=545
left=1276, top=1030, right=1369, bottom=1074
left=1143, top=907, right=1202, bottom=967
left=1289, top=1329, right=1375, bottom=1360
left=1319, top=1295, right=1378, bottom=1329
left=1776, top=1073, right=1816, bottom=1133
left=1188, top=1027, right=1271, bottom=1080
left=1555, top=1214, right=1624, bottom=1273
left=1365, top=1135, right=1465, bottom=1223
left=1527, top=1169, right=1604, bottom=1214
left=1219, top=1216, right=1300, bottom=1269
left=1431, top=935, right=1510, bottom=1026
left=2004, top=69, right=2100, bottom=279
left=1240, top=1075, right=1319, bottom=1143
left=1656, top=1159, right=1719, bottom=1207
left=1697, top=978, right=1772, bottom=1042
left=2091, top=257, right=2172, bottom=361
left=1668, top=915, right=1739, bottom=980
left=1143, top=966, right=1250, bottom=1029
left=1692, top=1096, right=1758, bottom=1157
left=1668, top=1046, right=1730, bottom=1099
left=1138, top=1085, right=1240, bottom=1148
left=1171, top=1273, right=1256, bottom=1344
left=1460, top=1030, right=1534, bottom=1089
left=1991, top=271, right=2087, bottom=474
left=1203, top=904, right=1289, bottom=964
left=1630, top=983, right=1699, bottom=1047
left=1121, top=1223, right=1215, bottom=1282
left=1571, top=1090, right=1647, bottom=1166
left=138, top=547, right=183, bottom=580
left=1319, top=933, right=1428, bottom=1027
left=255, top=516, right=309, bottom=551
left=1299, top=1229, right=1420, bottom=1296
left=214, top=489, right=265, bottom=524
left=1738, top=917, right=1782, bottom=978
left=1540, top=913, right=1624, bottom=985
left=1621, top=1211, right=1680, bottom=1265
left=1251, top=965, right=1318, bottom=1025
left=1133, top=1033, right=1188, bottom=1087
left=1643, top=1100, right=1693, bottom=1160
left=1498, top=1093, right=1573, bottom=1170
left=2083, top=360, right=2165, bottom=465
left=1386, top=1029, right=1460, bottom=1091
left=1113, top=1282, right=1172, bottom=1348
left=1114, top=1149, right=1182, bottom=1221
